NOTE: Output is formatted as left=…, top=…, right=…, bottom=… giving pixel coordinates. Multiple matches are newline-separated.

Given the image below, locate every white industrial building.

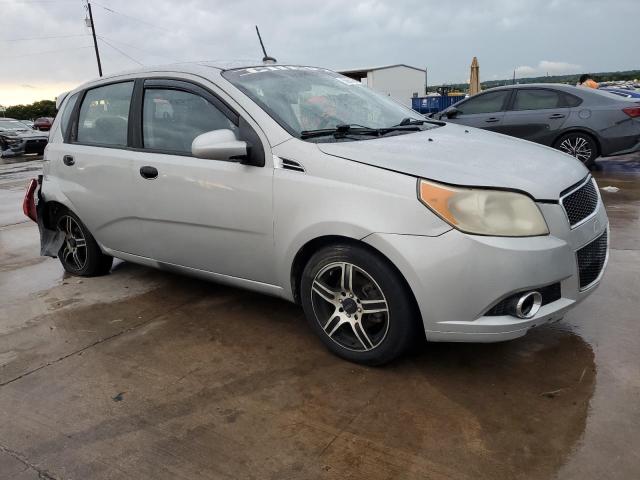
left=338, top=64, right=426, bottom=106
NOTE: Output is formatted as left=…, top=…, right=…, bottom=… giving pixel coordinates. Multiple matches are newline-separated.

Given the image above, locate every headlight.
left=418, top=179, right=549, bottom=237
left=2, top=136, right=20, bottom=145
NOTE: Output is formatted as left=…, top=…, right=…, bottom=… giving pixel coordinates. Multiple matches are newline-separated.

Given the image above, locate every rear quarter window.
left=60, top=92, right=80, bottom=139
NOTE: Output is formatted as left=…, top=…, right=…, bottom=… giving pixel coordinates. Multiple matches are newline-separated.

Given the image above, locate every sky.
left=0, top=0, right=638, bottom=106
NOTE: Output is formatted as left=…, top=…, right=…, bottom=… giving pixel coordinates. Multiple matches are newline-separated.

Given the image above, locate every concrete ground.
left=0, top=152, right=638, bottom=480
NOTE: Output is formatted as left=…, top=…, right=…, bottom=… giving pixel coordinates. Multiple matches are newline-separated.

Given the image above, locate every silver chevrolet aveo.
left=25, top=64, right=609, bottom=365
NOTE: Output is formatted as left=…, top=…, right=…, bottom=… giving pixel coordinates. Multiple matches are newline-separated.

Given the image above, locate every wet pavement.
left=0, top=153, right=638, bottom=479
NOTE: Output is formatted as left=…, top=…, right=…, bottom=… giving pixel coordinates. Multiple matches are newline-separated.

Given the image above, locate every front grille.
left=561, top=177, right=599, bottom=227
left=25, top=139, right=47, bottom=153
left=576, top=229, right=608, bottom=289
left=485, top=282, right=562, bottom=316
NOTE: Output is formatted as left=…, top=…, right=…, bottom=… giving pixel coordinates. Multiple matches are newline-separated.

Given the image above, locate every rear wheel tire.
left=554, top=132, right=598, bottom=167
left=56, top=210, right=113, bottom=276
left=300, top=243, right=419, bottom=365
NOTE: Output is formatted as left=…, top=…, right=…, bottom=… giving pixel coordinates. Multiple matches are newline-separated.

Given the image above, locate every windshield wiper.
left=300, top=123, right=420, bottom=140
left=393, top=117, right=431, bottom=127
left=300, top=124, right=381, bottom=139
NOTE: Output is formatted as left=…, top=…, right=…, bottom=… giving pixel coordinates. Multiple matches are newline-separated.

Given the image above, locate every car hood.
left=1, top=129, right=49, bottom=139
left=316, top=123, right=588, bottom=200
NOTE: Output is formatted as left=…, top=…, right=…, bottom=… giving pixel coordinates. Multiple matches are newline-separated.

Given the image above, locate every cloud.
left=538, top=60, right=582, bottom=75
left=515, top=65, right=537, bottom=76
left=514, top=61, right=582, bottom=78
left=0, top=0, right=637, bottom=105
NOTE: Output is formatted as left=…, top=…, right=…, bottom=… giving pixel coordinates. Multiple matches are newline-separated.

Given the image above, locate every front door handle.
left=485, top=117, right=500, bottom=123
left=139, top=166, right=158, bottom=179
left=549, top=113, right=566, bottom=119
left=62, top=155, right=75, bottom=166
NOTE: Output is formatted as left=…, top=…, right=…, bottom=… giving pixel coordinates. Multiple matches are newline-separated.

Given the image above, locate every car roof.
left=61, top=61, right=334, bottom=99
left=79, top=61, right=321, bottom=82
left=485, top=83, right=581, bottom=92
left=479, top=83, right=636, bottom=104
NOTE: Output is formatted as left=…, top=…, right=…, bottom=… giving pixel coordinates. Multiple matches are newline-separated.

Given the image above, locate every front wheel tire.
left=56, top=211, right=113, bottom=276
left=300, top=244, right=419, bottom=365
left=554, top=132, right=598, bottom=167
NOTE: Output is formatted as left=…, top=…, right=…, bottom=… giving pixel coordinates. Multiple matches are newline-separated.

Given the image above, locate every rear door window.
left=77, top=82, right=134, bottom=146
left=512, top=89, right=564, bottom=110
left=142, top=88, right=238, bottom=154
left=458, top=91, right=510, bottom=115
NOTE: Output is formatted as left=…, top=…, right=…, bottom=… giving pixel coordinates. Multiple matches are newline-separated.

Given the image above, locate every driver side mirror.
left=192, top=129, right=249, bottom=162
left=445, top=107, right=460, bottom=119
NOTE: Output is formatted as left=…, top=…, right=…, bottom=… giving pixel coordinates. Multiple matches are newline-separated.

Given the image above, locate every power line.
left=0, top=34, right=89, bottom=42
left=98, top=37, right=143, bottom=66
left=90, top=1, right=167, bottom=32
left=0, top=0, right=79, bottom=3
left=0, top=45, right=93, bottom=59
left=96, top=35, right=179, bottom=62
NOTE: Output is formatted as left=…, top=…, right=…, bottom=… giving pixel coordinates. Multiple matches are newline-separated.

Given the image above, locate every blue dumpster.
left=411, top=94, right=465, bottom=115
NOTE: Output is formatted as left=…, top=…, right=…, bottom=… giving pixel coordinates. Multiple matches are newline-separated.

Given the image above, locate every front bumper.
left=363, top=200, right=609, bottom=342
left=0, top=137, right=26, bottom=157
left=24, top=137, right=48, bottom=154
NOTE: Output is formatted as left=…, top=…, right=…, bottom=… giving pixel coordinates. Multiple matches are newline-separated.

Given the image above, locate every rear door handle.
left=549, top=113, right=566, bottom=119
left=139, top=165, right=158, bottom=179
left=485, top=117, right=500, bottom=123
left=62, top=155, right=75, bottom=166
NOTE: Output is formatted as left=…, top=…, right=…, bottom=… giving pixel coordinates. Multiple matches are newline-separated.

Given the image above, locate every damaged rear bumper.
left=23, top=175, right=64, bottom=257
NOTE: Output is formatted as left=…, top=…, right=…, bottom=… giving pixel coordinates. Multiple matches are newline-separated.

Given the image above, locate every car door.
left=50, top=81, right=148, bottom=256
left=128, top=78, right=275, bottom=284
left=500, top=88, right=574, bottom=145
left=445, top=90, right=512, bottom=132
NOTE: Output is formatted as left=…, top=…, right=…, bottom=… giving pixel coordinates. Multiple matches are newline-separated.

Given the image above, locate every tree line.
left=2, top=100, right=56, bottom=120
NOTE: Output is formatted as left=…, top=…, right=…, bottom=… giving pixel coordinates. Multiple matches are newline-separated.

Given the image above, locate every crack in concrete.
left=0, top=443, right=59, bottom=479
left=0, top=319, right=151, bottom=388
left=318, top=386, right=381, bottom=456
left=0, top=293, right=203, bottom=388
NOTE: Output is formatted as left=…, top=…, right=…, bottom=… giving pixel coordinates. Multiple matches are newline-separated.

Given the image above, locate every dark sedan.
left=436, top=84, right=640, bottom=166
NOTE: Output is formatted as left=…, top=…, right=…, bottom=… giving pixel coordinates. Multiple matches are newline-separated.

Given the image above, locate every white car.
left=0, top=118, right=48, bottom=157
left=23, top=64, right=609, bottom=364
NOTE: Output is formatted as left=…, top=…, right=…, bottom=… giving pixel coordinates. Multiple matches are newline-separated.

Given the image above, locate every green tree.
left=4, top=100, right=56, bottom=120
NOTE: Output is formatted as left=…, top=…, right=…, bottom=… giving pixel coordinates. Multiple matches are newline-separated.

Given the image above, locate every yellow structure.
left=469, top=57, right=480, bottom=95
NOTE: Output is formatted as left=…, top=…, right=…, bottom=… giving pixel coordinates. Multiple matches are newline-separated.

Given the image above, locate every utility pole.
left=86, top=2, right=103, bottom=76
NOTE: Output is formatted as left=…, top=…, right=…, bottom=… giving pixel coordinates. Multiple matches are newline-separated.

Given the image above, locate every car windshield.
left=222, top=66, right=435, bottom=141
left=0, top=120, right=30, bottom=131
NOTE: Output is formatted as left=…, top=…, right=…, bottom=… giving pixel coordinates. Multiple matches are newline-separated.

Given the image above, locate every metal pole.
left=256, top=26, right=268, bottom=59
left=255, top=25, right=276, bottom=64
left=425, top=67, right=428, bottom=95
left=87, top=3, right=103, bottom=77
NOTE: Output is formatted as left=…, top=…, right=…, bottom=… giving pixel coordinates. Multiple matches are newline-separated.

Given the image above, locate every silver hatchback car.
left=24, top=64, right=609, bottom=365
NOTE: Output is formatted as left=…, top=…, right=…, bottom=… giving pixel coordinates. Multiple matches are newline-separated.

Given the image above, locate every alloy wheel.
left=58, top=215, right=88, bottom=271
left=310, top=261, right=390, bottom=352
left=558, top=135, right=593, bottom=163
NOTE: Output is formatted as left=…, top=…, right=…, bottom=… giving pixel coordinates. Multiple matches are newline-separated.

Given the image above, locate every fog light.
left=513, top=291, right=542, bottom=319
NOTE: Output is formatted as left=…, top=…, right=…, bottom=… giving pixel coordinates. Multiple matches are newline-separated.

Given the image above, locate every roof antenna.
left=255, top=26, right=277, bottom=65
